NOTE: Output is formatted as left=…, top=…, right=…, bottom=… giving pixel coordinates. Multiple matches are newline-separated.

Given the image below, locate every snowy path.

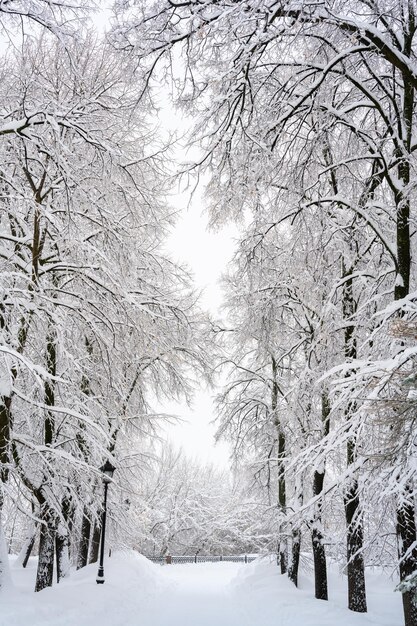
left=148, top=563, right=251, bottom=626
left=2, top=552, right=403, bottom=626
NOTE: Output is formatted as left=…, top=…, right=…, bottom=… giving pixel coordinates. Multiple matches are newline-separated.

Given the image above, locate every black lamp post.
left=96, top=460, right=116, bottom=584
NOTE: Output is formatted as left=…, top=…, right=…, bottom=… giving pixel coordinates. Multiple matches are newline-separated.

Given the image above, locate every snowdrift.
left=1, top=552, right=403, bottom=626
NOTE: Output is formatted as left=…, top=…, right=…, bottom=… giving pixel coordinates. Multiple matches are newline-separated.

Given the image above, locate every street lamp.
left=96, top=460, right=116, bottom=584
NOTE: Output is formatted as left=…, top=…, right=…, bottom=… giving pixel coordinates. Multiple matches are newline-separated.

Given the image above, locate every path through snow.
left=150, top=562, right=251, bottom=626
left=1, top=552, right=404, bottom=626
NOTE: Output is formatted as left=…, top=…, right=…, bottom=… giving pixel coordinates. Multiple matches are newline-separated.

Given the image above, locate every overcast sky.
left=161, top=178, right=237, bottom=467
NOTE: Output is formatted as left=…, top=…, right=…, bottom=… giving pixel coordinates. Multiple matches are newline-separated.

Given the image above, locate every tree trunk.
left=311, top=391, right=330, bottom=600
left=22, top=533, right=36, bottom=569
left=397, top=481, right=417, bottom=626
left=288, top=528, right=301, bottom=587
left=312, top=481, right=328, bottom=600
left=312, top=526, right=327, bottom=600
left=34, top=327, right=58, bottom=592
left=44, top=333, right=55, bottom=448
left=395, top=43, right=417, bottom=626
left=15, top=518, right=37, bottom=568
left=272, top=355, right=287, bottom=575
left=89, top=521, right=101, bottom=564
left=344, top=475, right=367, bottom=612
left=77, top=508, right=91, bottom=570
left=35, top=507, right=55, bottom=592
left=0, top=396, right=12, bottom=483
left=56, top=522, right=70, bottom=582
left=342, top=268, right=367, bottom=612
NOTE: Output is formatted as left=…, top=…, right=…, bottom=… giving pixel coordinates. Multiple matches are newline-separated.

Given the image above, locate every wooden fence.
left=147, top=555, right=257, bottom=565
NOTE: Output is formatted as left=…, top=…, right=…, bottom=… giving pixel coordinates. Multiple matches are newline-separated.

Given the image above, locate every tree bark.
left=397, top=482, right=417, bottom=626
left=311, top=391, right=330, bottom=600
left=344, top=475, right=367, bottom=612
left=35, top=326, right=57, bottom=592
left=342, top=269, right=367, bottom=613
left=35, top=506, right=55, bottom=592
left=77, top=508, right=91, bottom=570
left=288, top=528, right=301, bottom=587
left=312, top=482, right=327, bottom=600
left=394, top=32, right=417, bottom=625
left=0, top=397, right=12, bottom=483
left=56, top=523, right=70, bottom=582
left=89, top=521, right=101, bottom=564
left=272, top=356, right=287, bottom=574
left=312, top=525, right=327, bottom=600
left=22, top=533, right=36, bottom=569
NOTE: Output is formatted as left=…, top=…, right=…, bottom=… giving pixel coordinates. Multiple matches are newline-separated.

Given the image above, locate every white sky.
left=167, top=195, right=237, bottom=317
left=161, top=186, right=237, bottom=468
left=147, top=69, right=239, bottom=468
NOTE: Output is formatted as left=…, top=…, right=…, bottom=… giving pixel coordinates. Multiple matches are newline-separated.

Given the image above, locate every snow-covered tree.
left=111, top=3, right=417, bottom=622
left=0, top=30, right=214, bottom=592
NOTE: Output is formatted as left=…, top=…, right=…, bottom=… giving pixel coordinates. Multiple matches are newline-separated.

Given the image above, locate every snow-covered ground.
left=1, top=552, right=403, bottom=626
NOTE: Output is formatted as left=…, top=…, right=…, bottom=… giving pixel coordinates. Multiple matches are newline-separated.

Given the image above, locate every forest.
left=0, top=2, right=416, bottom=626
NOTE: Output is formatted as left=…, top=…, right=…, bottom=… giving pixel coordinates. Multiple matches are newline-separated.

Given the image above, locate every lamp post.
left=96, top=460, right=116, bottom=584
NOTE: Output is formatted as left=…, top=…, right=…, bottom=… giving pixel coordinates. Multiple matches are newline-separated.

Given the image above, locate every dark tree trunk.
left=89, top=521, right=101, bottom=564
left=288, top=528, right=301, bottom=587
left=397, top=481, right=417, bottom=626
left=16, top=516, right=37, bottom=568
left=77, top=508, right=91, bottom=570
left=342, top=269, right=367, bottom=613
left=312, top=472, right=328, bottom=601
left=0, top=396, right=12, bottom=483
left=22, top=533, right=36, bottom=569
left=278, top=537, right=287, bottom=575
left=311, top=391, right=330, bottom=600
left=394, top=77, right=412, bottom=304
left=34, top=328, right=57, bottom=592
left=56, top=523, right=70, bottom=582
left=312, top=526, right=327, bottom=600
left=324, top=137, right=367, bottom=611
left=272, top=356, right=287, bottom=575
left=35, top=507, right=55, bottom=592
left=394, top=37, right=417, bottom=625
left=44, top=334, right=56, bottom=447
left=344, top=476, right=367, bottom=612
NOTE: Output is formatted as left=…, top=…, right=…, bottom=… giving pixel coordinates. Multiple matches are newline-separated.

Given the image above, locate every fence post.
left=195, top=554, right=197, bottom=564
left=245, top=554, right=247, bottom=563
left=220, top=555, right=223, bottom=562
left=166, top=554, right=172, bottom=565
